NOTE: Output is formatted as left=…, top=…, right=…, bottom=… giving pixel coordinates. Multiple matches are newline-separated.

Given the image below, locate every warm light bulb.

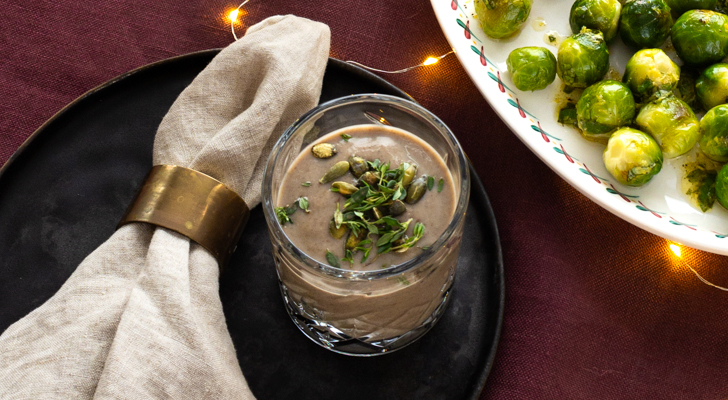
left=423, top=57, right=439, bottom=66
left=670, top=244, right=681, bottom=258
left=229, top=9, right=240, bottom=22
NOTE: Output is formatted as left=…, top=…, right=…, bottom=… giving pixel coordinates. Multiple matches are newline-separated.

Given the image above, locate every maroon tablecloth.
left=2, top=0, right=728, bottom=398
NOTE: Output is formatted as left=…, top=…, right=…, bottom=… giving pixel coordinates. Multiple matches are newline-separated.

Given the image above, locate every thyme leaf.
left=275, top=205, right=297, bottom=225
left=325, top=250, right=340, bottom=268
left=296, top=196, right=310, bottom=213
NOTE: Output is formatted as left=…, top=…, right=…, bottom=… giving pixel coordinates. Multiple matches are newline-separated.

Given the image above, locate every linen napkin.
left=0, top=15, right=330, bottom=399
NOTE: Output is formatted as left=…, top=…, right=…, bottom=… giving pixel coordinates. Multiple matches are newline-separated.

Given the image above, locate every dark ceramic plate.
left=0, top=50, right=504, bottom=400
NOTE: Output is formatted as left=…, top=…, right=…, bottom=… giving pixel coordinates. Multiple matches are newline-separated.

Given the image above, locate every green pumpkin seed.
left=348, top=156, right=369, bottom=178
left=319, top=161, right=350, bottom=184
left=345, top=229, right=367, bottom=251
left=372, top=206, right=385, bottom=220
left=389, top=200, right=406, bottom=216
left=311, top=143, right=337, bottom=159
left=358, top=171, right=380, bottom=187
left=402, top=164, right=417, bottom=187
left=405, top=176, right=427, bottom=204
left=332, top=181, right=358, bottom=196
left=329, top=219, right=348, bottom=239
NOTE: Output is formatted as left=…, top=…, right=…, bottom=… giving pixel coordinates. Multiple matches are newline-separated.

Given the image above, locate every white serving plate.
left=431, top=0, right=728, bottom=255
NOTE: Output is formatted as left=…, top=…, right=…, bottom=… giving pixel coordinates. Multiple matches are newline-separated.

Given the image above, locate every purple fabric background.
left=2, top=0, right=728, bottom=398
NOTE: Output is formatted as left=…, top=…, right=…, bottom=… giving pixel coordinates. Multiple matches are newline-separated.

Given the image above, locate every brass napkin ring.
left=118, top=165, right=249, bottom=267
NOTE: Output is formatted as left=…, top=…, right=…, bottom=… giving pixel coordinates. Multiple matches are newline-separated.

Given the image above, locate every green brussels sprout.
left=715, top=163, right=728, bottom=209
left=672, top=10, right=728, bottom=67
left=699, top=104, right=728, bottom=162
left=619, top=0, right=673, bottom=49
left=603, top=127, right=664, bottom=186
left=635, top=95, right=700, bottom=158
left=569, top=0, right=622, bottom=42
left=623, top=49, right=680, bottom=102
left=696, top=63, right=728, bottom=110
left=665, top=0, right=718, bottom=16
left=557, top=28, right=610, bottom=88
left=475, top=0, right=532, bottom=39
left=577, top=80, right=637, bottom=143
left=673, top=67, right=702, bottom=111
left=506, top=47, right=557, bottom=91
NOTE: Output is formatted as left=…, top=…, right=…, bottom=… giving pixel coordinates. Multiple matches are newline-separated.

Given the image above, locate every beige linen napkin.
left=0, top=15, right=330, bottom=399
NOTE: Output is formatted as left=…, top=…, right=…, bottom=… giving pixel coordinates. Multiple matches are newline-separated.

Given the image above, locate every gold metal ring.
left=118, top=165, right=249, bottom=268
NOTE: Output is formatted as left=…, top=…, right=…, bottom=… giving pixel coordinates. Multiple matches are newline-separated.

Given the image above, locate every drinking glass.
left=262, top=94, right=470, bottom=356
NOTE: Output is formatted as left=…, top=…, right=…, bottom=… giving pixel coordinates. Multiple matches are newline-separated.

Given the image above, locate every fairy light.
left=229, top=0, right=249, bottom=41
left=670, top=243, right=728, bottom=291
left=226, top=2, right=453, bottom=73
left=229, top=9, right=239, bottom=22
left=423, top=57, right=439, bottom=66
left=670, top=244, right=681, bottom=258
left=345, top=51, right=455, bottom=74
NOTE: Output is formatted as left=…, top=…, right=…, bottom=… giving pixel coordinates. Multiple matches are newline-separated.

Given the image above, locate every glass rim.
left=262, top=93, right=470, bottom=281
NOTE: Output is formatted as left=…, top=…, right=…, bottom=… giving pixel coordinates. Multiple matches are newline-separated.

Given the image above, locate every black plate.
left=0, top=50, right=504, bottom=400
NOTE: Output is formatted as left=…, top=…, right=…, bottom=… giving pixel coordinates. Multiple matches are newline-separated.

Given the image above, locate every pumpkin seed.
left=405, top=176, right=427, bottom=204
left=348, top=156, right=369, bottom=178
left=319, top=161, right=350, bottom=184
left=389, top=200, right=406, bottom=216
left=329, top=218, right=348, bottom=239
left=402, top=164, right=417, bottom=187
left=332, top=181, right=358, bottom=196
left=345, top=229, right=367, bottom=251
left=311, top=143, right=337, bottom=159
left=372, top=206, right=385, bottom=220
left=358, top=171, right=380, bottom=187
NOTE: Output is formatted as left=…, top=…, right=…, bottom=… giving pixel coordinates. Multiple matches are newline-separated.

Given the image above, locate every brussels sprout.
left=475, top=0, right=532, bottom=39
left=699, top=104, right=728, bottom=162
left=672, top=10, right=728, bottom=67
left=603, top=127, right=664, bottom=186
left=557, top=28, right=610, bottom=88
left=696, top=63, right=728, bottom=111
left=715, top=163, right=728, bottom=209
left=684, top=160, right=718, bottom=212
left=506, top=47, right=557, bottom=91
left=623, top=49, right=680, bottom=103
left=635, top=95, right=700, bottom=158
left=569, top=0, right=622, bottom=42
left=665, top=0, right=718, bottom=16
left=576, top=80, right=636, bottom=142
left=673, top=67, right=701, bottom=111
left=619, top=0, right=673, bottom=49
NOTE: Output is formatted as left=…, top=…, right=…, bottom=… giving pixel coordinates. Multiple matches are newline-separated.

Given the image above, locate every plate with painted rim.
left=431, top=0, right=728, bottom=254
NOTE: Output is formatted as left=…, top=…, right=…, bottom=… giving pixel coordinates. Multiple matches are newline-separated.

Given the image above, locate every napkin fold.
left=0, top=15, right=330, bottom=399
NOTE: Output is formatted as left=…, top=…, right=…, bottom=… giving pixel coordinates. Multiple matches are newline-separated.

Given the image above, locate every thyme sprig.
left=274, top=204, right=297, bottom=225
left=275, top=197, right=310, bottom=225
left=330, top=160, right=426, bottom=266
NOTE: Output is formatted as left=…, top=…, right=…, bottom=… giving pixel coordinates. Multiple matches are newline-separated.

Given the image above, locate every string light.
left=229, top=0, right=250, bottom=41
left=345, top=51, right=455, bottom=74
left=229, top=9, right=239, bottom=23
left=226, top=2, right=453, bottom=74
left=669, top=244, right=681, bottom=258
left=423, top=57, right=439, bottom=66
left=670, top=243, right=728, bottom=291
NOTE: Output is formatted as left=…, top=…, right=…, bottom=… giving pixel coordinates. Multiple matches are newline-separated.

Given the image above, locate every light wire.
left=228, top=3, right=453, bottom=74
left=344, top=51, right=455, bottom=74
left=683, top=261, right=728, bottom=291
left=230, top=0, right=250, bottom=41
